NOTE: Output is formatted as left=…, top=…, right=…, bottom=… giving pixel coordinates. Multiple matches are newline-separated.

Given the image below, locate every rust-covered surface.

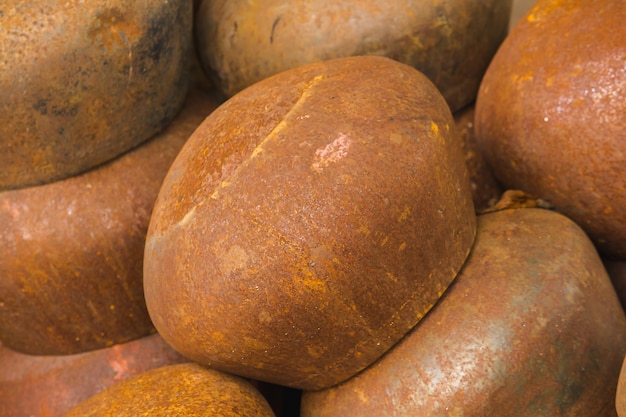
left=475, top=0, right=626, bottom=259
left=0, top=333, right=188, bottom=417
left=302, top=208, right=626, bottom=416
left=195, top=0, right=513, bottom=112
left=144, top=56, right=476, bottom=390
left=0, top=91, right=220, bottom=355
left=63, top=363, right=276, bottom=416
left=479, top=189, right=554, bottom=214
left=0, top=0, right=192, bottom=190
left=453, top=105, right=502, bottom=211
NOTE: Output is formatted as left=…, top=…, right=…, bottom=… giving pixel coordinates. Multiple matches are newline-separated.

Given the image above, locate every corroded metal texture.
left=0, top=91, right=220, bottom=355
left=195, top=0, right=513, bottom=112
left=0, top=333, right=188, bottom=417
left=453, top=105, right=502, bottom=211
left=475, top=0, right=626, bottom=259
left=0, top=0, right=192, bottom=190
left=302, top=208, right=626, bottom=416
left=144, top=56, right=476, bottom=390
left=63, top=363, right=276, bottom=416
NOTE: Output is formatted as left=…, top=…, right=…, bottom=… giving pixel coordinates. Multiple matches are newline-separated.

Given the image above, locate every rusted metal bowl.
left=475, top=0, right=626, bottom=259
left=0, top=91, right=220, bottom=355
left=0, top=0, right=192, bottom=190
left=301, top=208, right=626, bottom=416
left=453, top=105, right=502, bottom=212
left=63, top=363, right=276, bottom=416
left=195, top=0, right=513, bottom=112
left=0, top=333, right=188, bottom=417
left=144, top=56, right=476, bottom=390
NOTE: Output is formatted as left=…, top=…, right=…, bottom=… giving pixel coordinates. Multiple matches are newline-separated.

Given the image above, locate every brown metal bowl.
left=0, top=0, right=192, bottom=190
left=0, top=333, right=188, bottom=417
left=144, top=56, right=476, bottom=390
left=63, top=363, right=276, bottom=416
left=475, top=0, right=626, bottom=259
left=0, top=91, right=220, bottom=355
left=302, top=208, right=626, bottom=416
left=195, top=0, right=512, bottom=112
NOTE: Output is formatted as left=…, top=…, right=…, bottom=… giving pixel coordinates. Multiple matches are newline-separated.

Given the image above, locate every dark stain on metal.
left=270, top=15, right=282, bottom=44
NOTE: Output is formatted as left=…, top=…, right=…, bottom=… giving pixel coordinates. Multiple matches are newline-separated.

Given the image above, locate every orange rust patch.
left=88, top=8, right=142, bottom=50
